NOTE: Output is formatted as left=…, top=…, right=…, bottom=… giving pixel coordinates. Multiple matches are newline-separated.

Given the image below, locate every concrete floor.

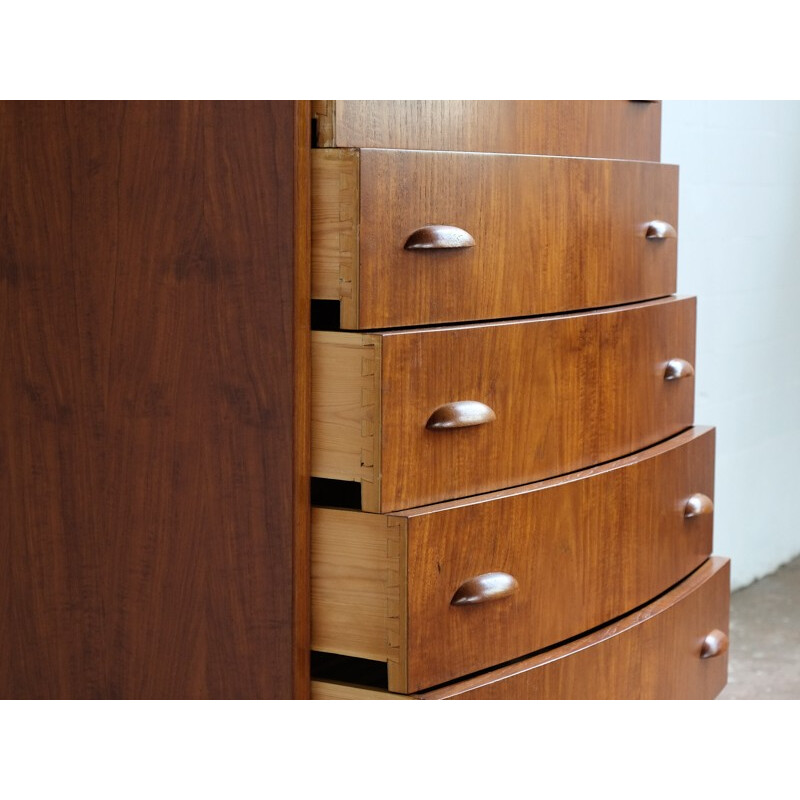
left=717, top=555, right=800, bottom=699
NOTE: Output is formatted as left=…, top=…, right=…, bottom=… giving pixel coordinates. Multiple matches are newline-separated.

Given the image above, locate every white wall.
left=661, top=101, right=800, bottom=590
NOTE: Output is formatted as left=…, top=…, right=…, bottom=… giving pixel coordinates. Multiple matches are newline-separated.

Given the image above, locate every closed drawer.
left=312, top=148, right=678, bottom=328
left=312, top=100, right=661, bottom=160
left=312, top=296, right=696, bottom=512
left=312, top=427, right=716, bottom=693
left=312, top=556, right=730, bottom=700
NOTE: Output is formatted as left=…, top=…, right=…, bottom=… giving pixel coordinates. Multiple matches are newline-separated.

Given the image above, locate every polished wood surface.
left=312, top=148, right=678, bottom=328
left=312, top=557, right=730, bottom=700
left=450, top=572, right=520, bottom=606
left=312, top=100, right=662, bottom=161
left=312, top=427, right=715, bottom=692
left=425, top=400, right=497, bottom=430
left=700, top=628, right=730, bottom=659
left=426, top=556, right=730, bottom=699
left=0, top=101, right=310, bottom=698
left=312, top=296, right=696, bottom=512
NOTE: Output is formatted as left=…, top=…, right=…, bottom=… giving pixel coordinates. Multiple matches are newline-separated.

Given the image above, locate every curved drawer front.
left=312, top=557, right=730, bottom=700
left=312, top=427, right=716, bottom=693
left=313, top=100, right=662, bottom=160
left=312, top=148, right=678, bottom=328
left=424, top=557, right=730, bottom=700
left=311, top=296, right=697, bottom=512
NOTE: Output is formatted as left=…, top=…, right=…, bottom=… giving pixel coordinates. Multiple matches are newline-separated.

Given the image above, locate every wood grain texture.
left=313, top=557, right=729, bottom=699
left=311, top=508, right=406, bottom=691
left=310, top=331, right=381, bottom=511
left=424, top=557, right=730, bottom=700
left=310, top=148, right=359, bottom=328
left=311, top=296, right=696, bottom=512
left=312, top=427, right=715, bottom=693
left=313, top=148, right=678, bottom=328
left=312, top=100, right=662, bottom=161
left=0, top=101, right=309, bottom=698
left=310, top=680, right=409, bottom=700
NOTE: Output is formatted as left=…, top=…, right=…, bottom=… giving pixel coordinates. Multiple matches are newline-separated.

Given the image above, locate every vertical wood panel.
left=0, top=101, right=307, bottom=698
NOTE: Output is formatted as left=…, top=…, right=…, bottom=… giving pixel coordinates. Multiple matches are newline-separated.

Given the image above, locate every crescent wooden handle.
left=685, top=493, right=714, bottom=518
left=404, top=225, right=476, bottom=250
left=645, top=220, right=677, bottom=239
left=451, top=572, right=519, bottom=606
left=426, top=400, right=496, bottom=430
left=700, top=629, right=729, bottom=659
left=664, top=358, right=695, bottom=381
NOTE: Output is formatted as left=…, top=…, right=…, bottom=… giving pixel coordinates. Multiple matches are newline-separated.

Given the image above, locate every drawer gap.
left=311, top=299, right=342, bottom=332
left=311, top=477, right=363, bottom=510
left=311, top=651, right=389, bottom=690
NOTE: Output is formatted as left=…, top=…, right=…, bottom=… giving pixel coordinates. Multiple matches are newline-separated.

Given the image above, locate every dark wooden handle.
left=685, top=493, right=714, bottom=518
left=451, top=572, right=519, bottom=606
left=700, top=629, right=729, bottom=659
left=664, top=358, right=694, bottom=381
left=426, top=400, right=496, bottom=430
left=404, top=225, right=476, bottom=250
left=645, top=220, right=677, bottom=239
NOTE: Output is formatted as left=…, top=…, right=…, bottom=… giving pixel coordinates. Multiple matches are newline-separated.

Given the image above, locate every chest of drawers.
left=310, top=100, right=730, bottom=700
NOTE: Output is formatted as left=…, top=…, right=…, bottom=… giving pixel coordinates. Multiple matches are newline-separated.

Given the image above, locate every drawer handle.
left=404, top=225, right=476, bottom=250
left=645, top=220, right=677, bottom=239
left=451, top=572, right=519, bottom=606
left=426, top=400, right=497, bottom=430
left=664, top=358, right=694, bottom=381
left=700, top=629, right=729, bottom=659
left=685, top=493, right=714, bottom=518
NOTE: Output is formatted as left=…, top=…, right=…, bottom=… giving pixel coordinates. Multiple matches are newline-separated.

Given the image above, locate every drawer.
left=312, top=148, right=678, bottom=329
left=312, top=556, right=730, bottom=700
left=312, top=296, right=696, bottom=512
left=312, top=100, right=661, bottom=160
left=312, top=427, right=716, bottom=694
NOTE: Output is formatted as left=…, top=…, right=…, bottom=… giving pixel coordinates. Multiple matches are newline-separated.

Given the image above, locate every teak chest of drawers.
left=309, top=100, right=729, bottom=700
left=1, top=101, right=728, bottom=700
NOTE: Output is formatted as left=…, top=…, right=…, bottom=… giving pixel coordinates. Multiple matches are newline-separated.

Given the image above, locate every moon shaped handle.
left=685, top=493, right=714, bottom=518
left=664, top=358, right=694, bottom=381
left=451, top=572, right=519, bottom=606
left=700, top=629, right=729, bottom=659
left=404, top=225, right=476, bottom=250
left=426, top=401, right=496, bottom=430
left=645, top=220, right=677, bottom=239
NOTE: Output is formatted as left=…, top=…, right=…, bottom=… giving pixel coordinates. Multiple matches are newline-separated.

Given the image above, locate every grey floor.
left=717, top=554, right=800, bottom=699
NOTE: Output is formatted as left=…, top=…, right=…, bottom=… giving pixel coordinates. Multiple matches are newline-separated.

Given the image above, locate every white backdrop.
left=662, top=101, right=800, bottom=589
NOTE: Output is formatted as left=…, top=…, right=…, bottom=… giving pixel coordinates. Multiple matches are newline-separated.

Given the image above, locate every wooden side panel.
left=311, top=331, right=381, bottom=511
left=421, top=557, right=730, bottom=700
left=377, top=296, right=696, bottom=512
left=311, top=508, right=407, bottom=692
left=402, top=427, right=715, bottom=691
left=314, top=101, right=662, bottom=161
left=0, top=101, right=308, bottom=698
left=355, top=149, right=678, bottom=328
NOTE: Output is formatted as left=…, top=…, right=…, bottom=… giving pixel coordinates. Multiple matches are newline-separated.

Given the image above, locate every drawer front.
left=378, top=296, right=695, bottom=512
left=403, top=427, right=715, bottom=692
left=423, top=557, right=730, bottom=700
left=311, top=557, right=730, bottom=700
left=313, top=100, right=661, bottom=160
left=312, top=427, right=716, bottom=693
left=312, top=148, right=678, bottom=329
